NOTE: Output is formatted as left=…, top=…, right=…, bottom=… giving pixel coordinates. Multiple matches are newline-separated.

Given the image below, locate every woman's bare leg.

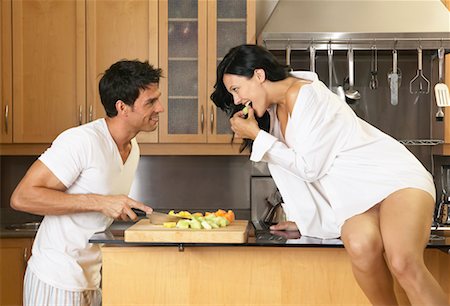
left=379, top=188, right=448, bottom=306
left=341, top=205, right=398, bottom=305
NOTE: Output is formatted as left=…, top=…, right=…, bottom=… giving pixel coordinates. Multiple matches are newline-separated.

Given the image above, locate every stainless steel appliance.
left=437, top=165, right=450, bottom=225
left=251, top=163, right=286, bottom=231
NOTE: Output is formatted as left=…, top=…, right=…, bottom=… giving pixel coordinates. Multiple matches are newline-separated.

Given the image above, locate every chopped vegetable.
left=163, top=222, right=177, bottom=228
left=167, top=209, right=235, bottom=229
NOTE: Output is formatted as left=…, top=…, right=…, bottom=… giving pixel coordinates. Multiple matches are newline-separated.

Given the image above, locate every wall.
left=0, top=155, right=252, bottom=226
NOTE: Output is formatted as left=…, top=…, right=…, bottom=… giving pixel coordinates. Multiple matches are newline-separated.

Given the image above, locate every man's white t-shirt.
left=27, top=118, right=140, bottom=291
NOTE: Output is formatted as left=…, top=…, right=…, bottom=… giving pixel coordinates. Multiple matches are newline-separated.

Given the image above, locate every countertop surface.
left=2, top=220, right=450, bottom=252
left=88, top=223, right=450, bottom=250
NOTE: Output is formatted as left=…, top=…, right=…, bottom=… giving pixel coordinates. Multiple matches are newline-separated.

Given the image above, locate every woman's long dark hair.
left=210, top=44, right=289, bottom=152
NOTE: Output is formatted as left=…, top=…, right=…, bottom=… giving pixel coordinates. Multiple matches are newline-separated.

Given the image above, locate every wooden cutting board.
left=124, top=219, right=249, bottom=243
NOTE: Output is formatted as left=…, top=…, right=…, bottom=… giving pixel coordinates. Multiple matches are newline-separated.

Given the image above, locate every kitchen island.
left=90, top=223, right=450, bottom=306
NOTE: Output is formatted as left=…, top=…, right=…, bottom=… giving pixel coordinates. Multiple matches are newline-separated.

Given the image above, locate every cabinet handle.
left=23, top=247, right=28, bottom=267
left=78, top=105, right=83, bottom=125
left=88, top=105, right=93, bottom=122
left=4, top=104, right=8, bottom=133
left=210, top=106, right=214, bottom=134
left=200, top=106, right=204, bottom=134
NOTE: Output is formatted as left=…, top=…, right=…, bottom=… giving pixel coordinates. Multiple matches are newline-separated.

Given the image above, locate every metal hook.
left=310, top=40, right=316, bottom=73
left=285, top=44, right=292, bottom=71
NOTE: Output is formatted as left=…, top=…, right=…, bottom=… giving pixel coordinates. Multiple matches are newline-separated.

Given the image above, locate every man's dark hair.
left=99, top=60, right=163, bottom=117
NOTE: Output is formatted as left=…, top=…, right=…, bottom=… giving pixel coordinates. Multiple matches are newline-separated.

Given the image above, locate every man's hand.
left=99, top=195, right=153, bottom=221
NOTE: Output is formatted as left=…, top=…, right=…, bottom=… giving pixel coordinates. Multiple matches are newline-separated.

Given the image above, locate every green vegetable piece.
left=189, top=219, right=202, bottom=229
left=209, top=221, right=219, bottom=229
left=214, top=217, right=227, bottom=227
left=201, top=220, right=212, bottom=230
left=176, top=219, right=190, bottom=229
left=242, top=106, right=249, bottom=115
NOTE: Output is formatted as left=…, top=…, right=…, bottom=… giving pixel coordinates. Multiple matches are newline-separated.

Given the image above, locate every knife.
left=131, top=208, right=184, bottom=224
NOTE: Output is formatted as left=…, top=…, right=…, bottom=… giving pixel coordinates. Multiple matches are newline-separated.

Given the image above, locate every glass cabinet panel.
left=214, top=0, right=247, bottom=136
left=162, top=0, right=205, bottom=140
left=217, top=0, right=246, bottom=19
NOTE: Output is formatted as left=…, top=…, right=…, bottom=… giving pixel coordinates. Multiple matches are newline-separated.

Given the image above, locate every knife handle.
left=131, top=208, right=147, bottom=217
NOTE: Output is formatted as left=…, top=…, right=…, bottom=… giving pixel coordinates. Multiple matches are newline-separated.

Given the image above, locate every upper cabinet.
left=0, top=0, right=158, bottom=146
left=0, top=0, right=12, bottom=143
left=86, top=0, right=159, bottom=143
left=159, top=0, right=255, bottom=143
left=1, top=0, right=255, bottom=154
left=2, top=0, right=85, bottom=143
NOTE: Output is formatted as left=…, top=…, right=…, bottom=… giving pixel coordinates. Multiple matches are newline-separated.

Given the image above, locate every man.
left=10, top=60, right=162, bottom=306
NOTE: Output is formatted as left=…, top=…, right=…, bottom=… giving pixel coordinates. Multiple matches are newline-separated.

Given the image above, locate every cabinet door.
left=0, top=0, right=12, bottom=143
left=159, top=0, right=208, bottom=143
left=0, top=238, right=32, bottom=306
left=207, top=0, right=255, bottom=143
left=86, top=0, right=159, bottom=143
left=12, top=0, right=85, bottom=143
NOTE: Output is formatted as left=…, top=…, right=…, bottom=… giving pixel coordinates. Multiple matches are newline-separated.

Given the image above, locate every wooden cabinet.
left=0, top=238, right=33, bottom=306
left=1, top=0, right=255, bottom=154
left=1, top=0, right=159, bottom=146
left=101, top=246, right=450, bottom=305
left=0, top=0, right=12, bottom=143
left=159, top=0, right=255, bottom=143
left=7, top=0, right=85, bottom=144
left=86, top=0, right=159, bottom=143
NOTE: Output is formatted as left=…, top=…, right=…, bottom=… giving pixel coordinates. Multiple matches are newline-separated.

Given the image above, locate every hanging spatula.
left=388, top=49, right=399, bottom=106
left=435, top=47, right=450, bottom=121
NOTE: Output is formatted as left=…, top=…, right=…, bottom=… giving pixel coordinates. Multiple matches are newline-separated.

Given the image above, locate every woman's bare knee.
left=342, top=231, right=384, bottom=272
left=385, top=249, right=423, bottom=280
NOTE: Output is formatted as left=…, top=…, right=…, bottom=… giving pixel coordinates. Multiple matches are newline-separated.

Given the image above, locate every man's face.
left=128, top=83, right=163, bottom=132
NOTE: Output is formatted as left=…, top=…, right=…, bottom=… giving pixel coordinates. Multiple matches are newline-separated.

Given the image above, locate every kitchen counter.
left=85, top=220, right=450, bottom=254
left=2, top=220, right=450, bottom=253
left=98, top=222, right=450, bottom=306
left=3, top=220, right=448, bottom=305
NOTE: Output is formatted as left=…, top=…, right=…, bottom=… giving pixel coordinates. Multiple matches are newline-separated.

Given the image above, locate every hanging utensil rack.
left=399, top=140, right=444, bottom=146
left=262, top=32, right=450, bottom=51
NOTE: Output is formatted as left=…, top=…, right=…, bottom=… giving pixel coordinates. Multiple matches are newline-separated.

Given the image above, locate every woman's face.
left=223, top=71, right=266, bottom=117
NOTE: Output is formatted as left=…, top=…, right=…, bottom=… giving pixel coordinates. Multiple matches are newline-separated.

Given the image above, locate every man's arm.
left=10, top=160, right=152, bottom=221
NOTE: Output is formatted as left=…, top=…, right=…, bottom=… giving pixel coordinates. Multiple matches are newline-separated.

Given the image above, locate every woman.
left=211, top=44, right=448, bottom=306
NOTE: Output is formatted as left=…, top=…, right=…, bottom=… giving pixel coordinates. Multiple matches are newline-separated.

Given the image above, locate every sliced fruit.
left=163, top=222, right=177, bottom=228
left=189, top=219, right=202, bottom=229
left=225, top=210, right=235, bottom=223
left=201, top=221, right=212, bottom=230
left=242, top=105, right=249, bottom=115
left=176, top=219, right=190, bottom=229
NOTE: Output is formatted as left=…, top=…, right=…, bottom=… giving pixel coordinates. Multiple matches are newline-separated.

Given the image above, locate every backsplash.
left=0, top=155, right=251, bottom=226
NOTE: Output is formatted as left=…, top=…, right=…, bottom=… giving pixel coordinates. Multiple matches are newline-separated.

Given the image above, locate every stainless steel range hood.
left=259, top=0, right=450, bottom=50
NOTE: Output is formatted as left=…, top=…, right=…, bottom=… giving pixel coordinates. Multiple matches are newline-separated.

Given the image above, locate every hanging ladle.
left=345, top=46, right=361, bottom=101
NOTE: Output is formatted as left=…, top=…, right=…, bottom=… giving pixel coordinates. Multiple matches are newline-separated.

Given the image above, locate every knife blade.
left=131, top=208, right=184, bottom=225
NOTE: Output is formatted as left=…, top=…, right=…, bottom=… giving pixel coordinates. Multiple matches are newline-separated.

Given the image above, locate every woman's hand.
left=229, top=107, right=260, bottom=140
left=269, top=221, right=299, bottom=231
left=269, top=221, right=301, bottom=239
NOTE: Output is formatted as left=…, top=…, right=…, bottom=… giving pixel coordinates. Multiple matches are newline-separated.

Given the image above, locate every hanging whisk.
left=409, top=46, right=430, bottom=95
